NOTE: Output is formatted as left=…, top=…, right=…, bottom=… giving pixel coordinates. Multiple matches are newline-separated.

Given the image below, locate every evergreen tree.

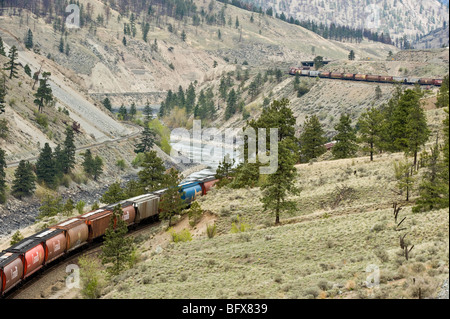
left=260, top=138, right=299, bottom=224
left=24, top=64, right=32, bottom=77
left=59, top=37, right=64, bottom=53
left=101, top=181, right=127, bottom=204
left=0, top=75, right=6, bottom=115
left=137, top=151, right=166, bottom=192
left=375, top=85, right=382, bottom=99
left=357, top=107, right=384, bottom=161
left=101, top=204, right=135, bottom=277
left=33, top=72, right=53, bottom=113
left=181, top=30, right=187, bottom=42
left=225, top=88, right=237, bottom=120
left=313, top=56, right=324, bottom=70
left=4, top=45, right=19, bottom=79
left=143, top=101, right=152, bottom=122
left=122, top=36, right=127, bottom=46
left=129, top=102, right=137, bottom=120
left=102, top=97, right=112, bottom=111
left=0, top=148, right=6, bottom=203
left=177, top=85, right=185, bottom=108
left=0, top=37, right=6, bottom=56
left=92, top=156, right=103, bottom=181
left=118, top=104, right=128, bottom=120
left=11, top=160, right=36, bottom=199
left=394, top=160, right=416, bottom=202
left=25, top=29, right=34, bottom=50
left=61, top=126, right=76, bottom=174
left=82, top=149, right=94, bottom=176
left=405, top=98, right=430, bottom=166
left=36, top=143, right=57, bottom=189
left=299, top=115, right=327, bottom=163
left=348, top=50, right=355, bottom=60
left=159, top=168, right=186, bottom=227
left=436, top=75, right=449, bottom=108
left=332, top=114, right=358, bottom=159
left=215, top=154, right=235, bottom=187
left=134, top=126, right=156, bottom=154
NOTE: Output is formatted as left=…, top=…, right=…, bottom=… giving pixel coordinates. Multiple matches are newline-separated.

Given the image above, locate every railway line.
left=288, top=67, right=444, bottom=86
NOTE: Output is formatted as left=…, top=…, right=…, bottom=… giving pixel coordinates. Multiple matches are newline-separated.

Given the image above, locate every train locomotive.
left=0, top=175, right=219, bottom=297
left=289, top=67, right=443, bottom=86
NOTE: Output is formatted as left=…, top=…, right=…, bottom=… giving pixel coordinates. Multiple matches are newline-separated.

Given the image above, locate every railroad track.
left=4, top=216, right=160, bottom=299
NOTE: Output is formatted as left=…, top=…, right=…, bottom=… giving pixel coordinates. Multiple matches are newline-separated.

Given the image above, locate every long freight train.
left=0, top=176, right=219, bottom=297
left=289, top=67, right=444, bottom=86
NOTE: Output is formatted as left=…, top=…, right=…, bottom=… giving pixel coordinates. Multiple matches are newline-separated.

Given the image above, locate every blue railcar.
left=179, top=181, right=203, bottom=203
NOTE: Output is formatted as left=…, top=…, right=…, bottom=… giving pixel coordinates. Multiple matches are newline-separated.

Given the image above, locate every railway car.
left=366, top=75, right=380, bottom=82
left=6, top=238, right=45, bottom=279
left=30, top=229, right=66, bottom=263
left=104, top=201, right=136, bottom=226
left=330, top=72, right=343, bottom=79
left=434, top=79, right=443, bottom=86
left=130, top=193, right=160, bottom=224
left=419, top=78, right=434, bottom=85
left=301, top=69, right=310, bottom=76
left=379, top=76, right=394, bottom=83
left=288, top=67, right=298, bottom=75
left=309, top=71, right=320, bottom=77
left=0, top=252, right=23, bottom=296
left=179, top=181, right=203, bottom=203
left=79, top=209, right=113, bottom=241
left=343, top=73, right=355, bottom=80
left=354, top=74, right=367, bottom=81
left=393, top=77, right=407, bottom=84
left=51, top=218, right=89, bottom=252
left=318, top=71, right=331, bottom=78
left=406, top=78, right=420, bottom=84
left=199, top=177, right=219, bottom=195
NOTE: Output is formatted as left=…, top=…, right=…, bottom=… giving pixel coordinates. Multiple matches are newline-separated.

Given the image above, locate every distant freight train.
left=0, top=176, right=219, bottom=297
left=289, top=67, right=443, bottom=86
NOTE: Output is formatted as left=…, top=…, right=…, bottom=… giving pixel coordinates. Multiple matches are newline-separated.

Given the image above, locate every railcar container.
left=31, top=229, right=66, bottom=263
left=309, top=71, right=320, bottom=77
left=179, top=181, right=203, bottom=203
left=129, top=194, right=160, bottom=223
left=79, top=209, right=113, bottom=241
left=434, top=79, right=443, bottom=86
left=301, top=70, right=310, bottom=76
left=318, top=72, right=331, bottom=78
left=393, top=77, right=407, bottom=83
left=379, top=76, right=394, bottom=83
left=6, top=239, right=45, bottom=279
left=288, top=67, right=298, bottom=75
left=105, top=201, right=137, bottom=226
left=418, top=78, right=434, bottom=85
left=354, top=74, right=367, bottom=81
left=343, top=73, right=355, bottom=80
left=52, top=218, right=89, bottom=252
left=330, top=72, right=343, bottom=79
left=0, top=252, right=23, bottom=295
left=366, top=75, right=380, bottom=82
left=407, top=78, right=420, bottom=84
left=200, top=177, right=219, bottom=195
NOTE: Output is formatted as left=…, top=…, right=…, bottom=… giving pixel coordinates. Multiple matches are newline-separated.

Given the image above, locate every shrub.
left=206, top=223, right=217, bottom=239
left=305, top=287, right=320, bottom=298
left=76, top=200, right=86, bottom=214
left=188, top=201, right=203, bottom=226
left=116, top=159, right=127, bottom=170
left=10, top=231, right=24, bottom=245
left=230, top=215, right=251, bottom=233
left=168, top=228, right=192, bottom=243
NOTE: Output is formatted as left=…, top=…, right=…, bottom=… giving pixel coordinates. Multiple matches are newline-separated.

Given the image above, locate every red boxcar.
left=31, top=228, right=67, bottom=264
left=330, top=72, right=343, bottom=79
left=0, top=252, right=24, bottom=295
left=80, top=209, right=113, bottom=241
left=6, top=238, right=45, bottom=279
left=200, top=177, right=219, bottom=195
left=52, top=218, right=89, bottom=252
left=354, top=74, right=367, bottom=81
left=343, top=73, right=355, bottom=80
left=379, top=76, right=394, bottom=83
left=366, top=75, right=380, bottom=82
left=319, top=72, right=331, bottom=78
left=419, top=78, right=434, bottom=85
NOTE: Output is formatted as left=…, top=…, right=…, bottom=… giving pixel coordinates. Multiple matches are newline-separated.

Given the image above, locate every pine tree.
left=0, top=37, right=6, bottom=56
left=101, top=204, right=135, bottom=277
left=0, top=148, right=6, bottom=203
left=0, top=75, right=6, bottom=114
left=260, top=138, right=300, bottom=224
left=332, top=114, right=358, bottom=159
left=143, top=101, right=152, bottom=122
left=225, top=88, right=237, bottom=120
left=299, top=115, right=327, bottom=163
left=137, top=151, right=166, bottom=192
left=11, top=160, right=36, bottom=199
left=177, top=85, right=185, bottom=108
left=159, top=168, right=186, bottom=227
left=118, top=104, right=127, bottom=120
left=357, top=107, right=384, bottom=161
left=394, top=160, right=416, bottom=201
left=4, top=45, right=19, bottom=79
left=24, top=64, right=32, bottom=77
left=33, top=72, right=53, bottom=113
left=92, top=156, right=103, bottom=181
left=436, top=75, right=449, bottom=108
left=59, top=37, right=64, bottom=53
left=348, top=50, right=355, bottom=60
left=102, top=97, right=112, bottom=111
left=82, top=149, right=94, bottom=176
left=134, top=126, right=156, bottom=154
left=25, top=29, right=34, bottom=49
left=313, top=56, right=324, bottom=70
left=181, top=30, right=187, bottom=42
left=101, top=181, right=127, bottom=204
left=129, top=102, right=137, bottom=120
left=375, top=85, right=382, bottom=99
left=405, top=99, right=430, bottom=166
left=61, top=126, right=76, bottom=174
left=215, top=154, right=235, bottom=187
left=36, top=143, right=57, bottom=189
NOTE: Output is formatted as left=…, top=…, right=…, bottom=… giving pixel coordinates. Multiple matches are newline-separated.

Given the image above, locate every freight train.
left=0, top=176, right=219, bottom=297
left=288, top=67, right=444, bottom=86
